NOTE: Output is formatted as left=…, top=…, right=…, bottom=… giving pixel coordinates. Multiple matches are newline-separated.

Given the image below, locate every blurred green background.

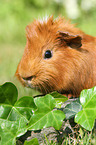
left=0, top=0, right=96, bottom=97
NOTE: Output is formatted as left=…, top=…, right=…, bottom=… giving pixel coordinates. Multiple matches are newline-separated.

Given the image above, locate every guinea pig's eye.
left=44, top=50, right=52, bottom=59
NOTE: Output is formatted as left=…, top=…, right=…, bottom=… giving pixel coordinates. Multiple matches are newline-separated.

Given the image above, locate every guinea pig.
left=15, top=16, right=96, bottom=97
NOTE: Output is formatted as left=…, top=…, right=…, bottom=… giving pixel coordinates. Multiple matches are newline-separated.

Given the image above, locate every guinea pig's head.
left=16, top=16, right=83, bottom=95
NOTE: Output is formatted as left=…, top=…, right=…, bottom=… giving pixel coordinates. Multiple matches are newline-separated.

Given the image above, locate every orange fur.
left=15, top=16, right=96, bottom=96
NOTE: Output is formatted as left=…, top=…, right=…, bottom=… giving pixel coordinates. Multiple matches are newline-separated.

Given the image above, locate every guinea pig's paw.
left=63, top=94, right=77, bottom=99
left=67, top=94, right=75, bottom=99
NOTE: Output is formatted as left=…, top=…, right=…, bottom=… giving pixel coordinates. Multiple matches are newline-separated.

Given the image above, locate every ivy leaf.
left=75, top=87, right=96, bottom=131
left=0, top=82, right=37, bottom=144
left=28, top=94, right=65, bottom=130
left=0, top=82, right=18, bottom=105
left=63, top=98, right=82, bottom=119
left=0, top=82, right=37, bottom=121
left=0, top=96, right=37, bottom=121
left=15, top=96, right=37, bottom=120
left=51, top=92, right=68, bottom=108
left=24, top=138, right=39, bottom=145
left=0, top=117, right=28, bottom=145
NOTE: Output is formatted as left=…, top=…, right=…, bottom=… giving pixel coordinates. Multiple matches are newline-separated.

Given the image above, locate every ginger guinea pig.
left=15, top=16, right=96, bottom=97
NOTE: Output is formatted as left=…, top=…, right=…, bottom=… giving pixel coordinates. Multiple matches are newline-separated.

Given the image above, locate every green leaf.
left=0, top=82, right=37, bottom=121
left=75, top=87, right=96, bottom=131
left=0, top=82, right=18, bottom=105
left=63, top=98, right=82, bottom=119
left=0, top=96, right=37, bottom=121
left=15, top=96, right=37, bottom=120
left=0, top=117, right=28, bottom=145
left=0, top=82, right=38, bottom=144
left=24, top=138, right=39, bottom=145
left=51, top=92, right=68, bottom=108
left=28, top=94, right=65, bottom=130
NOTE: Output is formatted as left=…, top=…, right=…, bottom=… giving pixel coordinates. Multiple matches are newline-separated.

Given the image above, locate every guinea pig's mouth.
left=16, top=74, right=77, bottom=98
left=28, top=83, right=77, bottom=98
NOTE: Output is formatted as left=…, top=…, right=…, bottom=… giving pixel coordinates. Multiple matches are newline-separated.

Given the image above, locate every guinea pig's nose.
left=22, top=76, right=33, bottom=81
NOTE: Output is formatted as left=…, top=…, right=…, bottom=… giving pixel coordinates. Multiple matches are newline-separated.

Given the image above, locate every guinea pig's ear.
left=58, top=31, right=82, bottom=49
